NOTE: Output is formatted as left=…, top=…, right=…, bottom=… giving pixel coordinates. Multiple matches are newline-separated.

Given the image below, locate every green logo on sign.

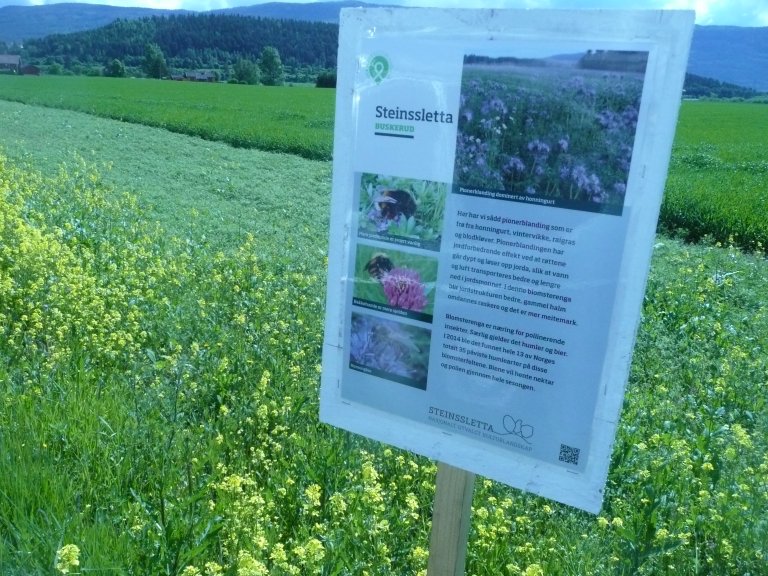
left=368, top=55, right=389, bottom=84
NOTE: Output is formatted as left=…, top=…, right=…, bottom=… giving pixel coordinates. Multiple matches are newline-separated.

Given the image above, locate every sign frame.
left=321, top=8, right=694, bottom=513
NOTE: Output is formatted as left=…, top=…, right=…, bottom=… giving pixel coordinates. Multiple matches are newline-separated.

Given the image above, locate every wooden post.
left=427, top=462, right=476, bottom=576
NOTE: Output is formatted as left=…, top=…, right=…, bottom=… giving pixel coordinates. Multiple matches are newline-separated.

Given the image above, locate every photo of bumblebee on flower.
left=357, top=173, right=447, bottom=248
left=353, top=245, right=438, bottom=318
left=349, top=312, right=431, bottom=389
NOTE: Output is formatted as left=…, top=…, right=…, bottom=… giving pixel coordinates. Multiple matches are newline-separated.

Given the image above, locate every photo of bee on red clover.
left=352, top=245, right=438, bottom=322
left=357, top=173, right=447, bottom=251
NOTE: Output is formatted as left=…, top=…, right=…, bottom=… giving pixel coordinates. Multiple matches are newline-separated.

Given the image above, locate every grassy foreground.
left=0, top=100, right=331, bottom=252
left=1, top=101, right=766, bottom=574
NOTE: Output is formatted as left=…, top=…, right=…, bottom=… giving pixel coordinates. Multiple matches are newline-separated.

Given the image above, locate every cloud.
left=664, top=0, right=768, bottom=25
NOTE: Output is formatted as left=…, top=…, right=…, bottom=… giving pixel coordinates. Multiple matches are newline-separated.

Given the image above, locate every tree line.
left=683, top=73, right=760, bottom=100
left=17, top=13, right=339, bottom=85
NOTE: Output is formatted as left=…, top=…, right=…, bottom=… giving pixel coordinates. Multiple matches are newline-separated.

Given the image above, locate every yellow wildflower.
left=523, top=563, right=545, bottom=576
left=55, top=544, right=80, bottom=574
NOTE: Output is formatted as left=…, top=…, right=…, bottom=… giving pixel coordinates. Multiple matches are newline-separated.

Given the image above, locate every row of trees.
left=134, top=42, right=284, bottom=85
left=683, top=73, right=760, bottom=100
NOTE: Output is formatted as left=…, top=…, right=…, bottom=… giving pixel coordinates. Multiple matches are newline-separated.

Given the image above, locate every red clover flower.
left=381, top=267, right=428, bottom=311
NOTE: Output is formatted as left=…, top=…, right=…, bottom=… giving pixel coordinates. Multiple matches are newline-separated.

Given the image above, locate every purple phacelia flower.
left=489, top=96, right=508, bottom=115
left=585, top=174, right=604, bottom=202
left=367, top=208, right=403, bottom=233
left=571, top=164, right=589, bottom=190
left=503, top=156, right=525, bottom=174
left=481, top=96, right=508, bottom=117
left=527, top=139, right=551, bottom=157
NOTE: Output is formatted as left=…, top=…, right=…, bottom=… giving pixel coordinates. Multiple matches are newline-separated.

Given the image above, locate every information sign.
left=321, top=8, right=694, bottom=513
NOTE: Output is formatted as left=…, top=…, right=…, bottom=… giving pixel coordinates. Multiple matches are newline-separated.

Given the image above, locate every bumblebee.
left=364, top=253, right=394, bottom=281
left=374, top=189, right=417, bottom=221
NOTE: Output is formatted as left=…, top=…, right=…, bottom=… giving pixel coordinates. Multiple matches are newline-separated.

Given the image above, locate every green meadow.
left=0, top=80, right=766, bottom=576
left=0, top=76, right=335, bottom=160
left=662, top=101, right=768, bottom=251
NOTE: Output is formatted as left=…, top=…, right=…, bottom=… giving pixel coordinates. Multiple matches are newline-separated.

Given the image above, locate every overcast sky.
left=2, top=0, right=766, bottom=27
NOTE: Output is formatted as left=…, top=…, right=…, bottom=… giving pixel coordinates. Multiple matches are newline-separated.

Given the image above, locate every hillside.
left=689, top=25, right=768, bottom=92
left=0, top=1, right=359, bottom=44
left=20, top=14, right=339, bottom=73
left=0, top=3, right=190, bottom=44
left=684, top=73, right=762, bottom=99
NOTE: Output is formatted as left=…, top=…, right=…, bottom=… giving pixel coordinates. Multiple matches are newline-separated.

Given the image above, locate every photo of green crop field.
left=0, top=76, right=766, bottom=576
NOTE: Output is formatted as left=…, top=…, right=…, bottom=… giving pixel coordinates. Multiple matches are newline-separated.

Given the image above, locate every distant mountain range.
left=0, top=0, right=368, bottom=42
left=686, top=25, right=768, bottom=92
left=0, top=3, right=191, bottom=41
left=1, top=2, right=766, bottom=92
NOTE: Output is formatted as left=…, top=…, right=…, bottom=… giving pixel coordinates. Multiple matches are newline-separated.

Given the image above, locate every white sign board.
left=321, top=8, right=693, bottom=513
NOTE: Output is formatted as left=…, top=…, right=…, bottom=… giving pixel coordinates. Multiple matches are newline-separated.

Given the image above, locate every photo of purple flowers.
left=349, top=312, right=431, bottom=389
left=454, top=50, right=648, bottom=215
left=357, top=173, right=447, bottom=249
left=353, top=245, right=438, bottom=320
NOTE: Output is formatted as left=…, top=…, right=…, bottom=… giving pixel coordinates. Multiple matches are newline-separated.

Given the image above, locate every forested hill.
left=21, top=14, right=339, bottom=72
left=684, top=73, right=761, bottom=99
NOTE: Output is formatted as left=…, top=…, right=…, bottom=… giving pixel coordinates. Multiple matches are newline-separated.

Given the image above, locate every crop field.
left=661, top=101, right=768, bottom=252
left=0, top=100, right=331, bottom=251
left=0, top=86, right=767, bottom=575
left=0, top=76, right=335, bottom=160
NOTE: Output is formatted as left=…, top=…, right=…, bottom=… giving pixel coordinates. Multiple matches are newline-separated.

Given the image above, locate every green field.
left=0, top=76, right=765, bottom=250
left=0, top=76, right=335, bottom=160
left=662, top=101, right=768, bottom=251
left=0, top=84, right=767, bottom=576
left=0, top=100, right=330, bottom=252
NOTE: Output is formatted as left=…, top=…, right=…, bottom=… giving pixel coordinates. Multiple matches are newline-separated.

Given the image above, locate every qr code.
left=559, top=444, right=580, bottom=465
